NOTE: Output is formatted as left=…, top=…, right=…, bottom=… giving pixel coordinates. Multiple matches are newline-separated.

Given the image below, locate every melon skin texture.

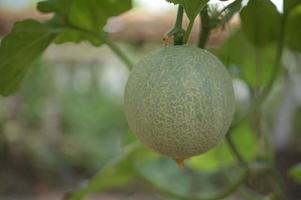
left=124, top=46, right=235, bottom=160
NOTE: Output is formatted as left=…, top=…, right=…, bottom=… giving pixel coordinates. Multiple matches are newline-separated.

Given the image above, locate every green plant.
left=1, top=0, right=301, bottom=200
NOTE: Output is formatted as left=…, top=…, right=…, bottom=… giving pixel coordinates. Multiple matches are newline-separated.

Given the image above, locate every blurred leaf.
left=215, top=31, right=279, bottom=88
left=240, top=0, right=281, bottom=47
left=68, top=0, right=132, bottom=32
left=284, top=0, right=301, bottom=12
left=0, top=20, right=55, bottom=96
left=188, top=122, right=258, bottom=173
left=37, top=0, right=132, bottom=45
left=37, top=0, right=69, bottom=13
left=188, top=146, right=228, bottom=173
left=53, top=27, right=105, bottom=46
left=167, top=0, right=209, bottom=21
left=289, top=163, right=301, bottom=185
left=136, top=159, right=192, bottom=196
left=285, top=5, right=301, bottom=52
left=20, top=62, right=53, bottom=123
left=231, top=123, right=259, bottom=161
left=64, top=143, right=140, bottom=200
left=135, top=158, right=246, bottom=199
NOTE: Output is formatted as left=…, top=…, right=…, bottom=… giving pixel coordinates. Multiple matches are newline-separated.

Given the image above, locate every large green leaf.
left=215, top=31, right=279, bottom=88
left=135, top=158, right=246, bottom=199
left=53, top=27, right=105, bottom=46
left=0, top=20, right=55, bottom=96
left=37, top=0, right=132, bottom=45
left=240, top=0, right=281, bottom=47
left=284, top=0, right=301, bottom=12
left=37, top=0, right=70, bottom=14
left=167, top=0, right=209, bottom=21
left=285, top=5, right=301, bottom=52
left=64, top=143, right=140, bottom=200
left=69, top=0, right=132, bottom=32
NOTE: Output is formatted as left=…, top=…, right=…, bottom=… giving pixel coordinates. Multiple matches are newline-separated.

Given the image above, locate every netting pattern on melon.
left=124, top=46, right=235, bottom=159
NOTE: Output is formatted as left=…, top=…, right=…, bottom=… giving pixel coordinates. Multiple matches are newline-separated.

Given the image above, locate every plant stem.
left=231, top=13, right=288, bottom=130
left=198, top=6, right=211, bottom=48
left=257, top=13, right=288, bottom=200
left=167, top=5, right=184, bottom=36
left=175, top=5, right=184, bottom=30
left=169, top=5, right=185, bottom=45
left=226, top=132, right=249, bottom=171
left=58, top=25, right=134, bottom=70
left=254, top=47, right=267, bottom=159
left=220, top=0, right=242, bottom=22
left=255, top=13, right=287, bottom=107
left=183, top=19, right=195, bottom=44
left=104, top=39, right=134, bottom=70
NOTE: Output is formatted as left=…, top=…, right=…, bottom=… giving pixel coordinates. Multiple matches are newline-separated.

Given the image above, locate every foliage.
left=285, top=4, right=301, bottom=51
left=188, top=122, right=258, bottom=173
left=240, top=0, right=281, bottom=47
left=216, top=31, right=279, bottom=88
left=0, top=0, right=133, bottom=96
left=1, top=0, right=301, bottom=200
left=0, top=20, right=55, bottom=96
left=289, top=163, right=301, bottom=185
left=167, top=0, right=209, bottom=21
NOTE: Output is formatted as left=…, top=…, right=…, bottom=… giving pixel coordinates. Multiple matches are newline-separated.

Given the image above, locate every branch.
left=183, top=18, right=195, bottom=44
left=167, top=5, right=185, bottom=45
left=231, top=13, right=288, bottom=130
left=226, top=131, right=249, bottom=171
left=198, top=6, right=211, bottom=48
left=198, top=0, right=243, bottom=48
left=256, top=14, right=287, bottom=105
left=220, top=0, right=242, bottom=24
left=104, top=39, right=134, bottom=70
left=175, top=5, right=184, bottom=29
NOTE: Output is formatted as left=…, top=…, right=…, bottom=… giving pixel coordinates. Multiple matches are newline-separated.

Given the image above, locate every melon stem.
left=174, top=158, right=185, bottom=169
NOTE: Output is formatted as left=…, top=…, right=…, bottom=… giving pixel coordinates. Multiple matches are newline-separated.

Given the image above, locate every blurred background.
left=0, top=0, right=300, bottom=200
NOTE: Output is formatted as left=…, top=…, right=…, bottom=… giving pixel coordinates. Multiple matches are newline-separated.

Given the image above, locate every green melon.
left=124, top=46, right=235, bottom=160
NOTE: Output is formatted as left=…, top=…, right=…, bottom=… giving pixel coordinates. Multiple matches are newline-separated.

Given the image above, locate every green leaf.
left=215, top=31, right=279, bottom=88
left=135, top=158, right=246, bottom=199
left=53, top=28, right=105, bottom=46
left=285, top=5, right=301, bottom=52
left=167, top=0, right=209, bottom=21
left=37, top=0, right=69, bottom=14
left=284, top=0, right=301, bottom=12
left=240, top=0, right=281, bottom=47
left=64, top=143, right=140, bottom=200
left=136, top=159, right=193, bottom=196
left=289, top=163, right=301, bottom=185
left=231, top=123, right=259, bottom=161
left=69, top=0, right=132, bottom=32
left=0, top=20, right=55, bottom=96
left=37, top=0, right=132, bottom=45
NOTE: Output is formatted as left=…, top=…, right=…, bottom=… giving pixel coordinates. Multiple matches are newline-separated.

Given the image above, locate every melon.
left=124, top=46, right=235, bottom=160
